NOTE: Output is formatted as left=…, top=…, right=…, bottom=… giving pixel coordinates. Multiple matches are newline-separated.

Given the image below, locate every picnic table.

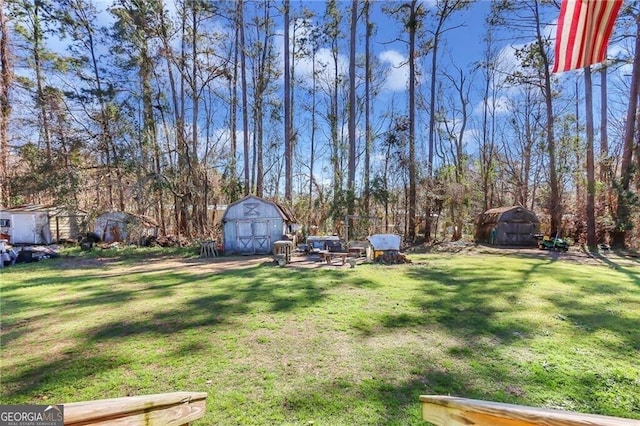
left=318, top=250, right=349, bottom=265
left=347, top=241, right=369, bottom=258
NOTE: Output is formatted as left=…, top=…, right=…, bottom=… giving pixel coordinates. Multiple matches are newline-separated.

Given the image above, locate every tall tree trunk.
left=613, top=14, right=640, bottom=248
left=308, top=41, right=317, bottom=232
left=178, top=5, right=191, bottom=236
left=255, top=1, right=273, bottom=199
left=30, top=1, right=52, bottom=164
left=424, top=1, right=450, bottom=242
left=347, top=0, right=357, bottom=216
left=407, top=0, right=417, bottom=242
left=80, top=1, right=116, bottom=212
left=140, top=37, right=154, bottom=180
left=425, top=15, right=438, bottom=242
left=363, top=0, right=371, bottom=213
left=599, top=66, right=609, bottom=181
left=325, top=0, right=342, bottom=219
left=190, top=0, right=202, bottom=233
left=290, top=6, right=298, bottom=201
left=534, top=0, right=561, bottom=236
left=284, top=0, right=292, bottom=202
left=0, top=3, right=11, bottom=207
left=452, top=68, right=468, bottom=241
left=574, top=80, right=583, bottom=232
left=479, top=28, right=499, bottom=212
left=230, top=17, right=239, bottom=196
left=584, top=66, right=596, bottom=248
left=158, top=6, right=187, bottom=235
left=598, top=65, right=609, bottom=244
left=239, top=0, right=250, bottom=195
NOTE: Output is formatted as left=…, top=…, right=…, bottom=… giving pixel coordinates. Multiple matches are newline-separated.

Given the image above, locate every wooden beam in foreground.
left=420, top=395, right=640, bottom=426
left=64, top=391, right=208, bottom=425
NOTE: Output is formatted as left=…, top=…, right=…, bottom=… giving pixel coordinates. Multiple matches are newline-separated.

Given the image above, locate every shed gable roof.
left=223, top=195, right=297, bottom=223
left=1, top=204, right=53, bottom=213
left=479, top=206, right=539, bottom=224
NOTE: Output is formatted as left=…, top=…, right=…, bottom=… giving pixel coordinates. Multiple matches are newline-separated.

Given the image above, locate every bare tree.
left=363, top=0, right=372, bottom=212
left=613, top=11, right=640, bottom=248
left=407, top=0, right=418, bottom=242
left=0, top=2, right=11, bottom=206
left=284, top=0, right=292, bottom=202
left=495, top=0, right=562, bottom=235
left=584, top=66, right=596, bottom=248
left=238, top=0, right=250, bottom=195
left=347, top=0, right=358, bottom=215
left=477, top=26, right=502, bottom=212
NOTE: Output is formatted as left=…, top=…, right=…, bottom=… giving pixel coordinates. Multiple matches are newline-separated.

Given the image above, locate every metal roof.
left=223, top=195, right=298, bottom=223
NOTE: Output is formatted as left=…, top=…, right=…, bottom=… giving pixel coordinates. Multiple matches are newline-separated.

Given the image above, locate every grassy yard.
left=1, top=248, right=639, bottom=425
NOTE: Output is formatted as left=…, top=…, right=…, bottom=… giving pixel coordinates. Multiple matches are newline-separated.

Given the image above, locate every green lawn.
left=1, top=249, right=639, bottom=425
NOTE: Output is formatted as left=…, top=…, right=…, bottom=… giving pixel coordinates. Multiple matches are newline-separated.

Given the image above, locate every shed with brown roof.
left=475, top=206, right=539, bottom=246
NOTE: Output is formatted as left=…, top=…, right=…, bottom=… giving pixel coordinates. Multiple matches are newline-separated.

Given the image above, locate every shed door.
left=252, top=221, right=270, bottom=254
left=516, top=223, right=536, bottom=244
left=237, top=221, right=254, bottom=254
left=236, top=220, right=270, bottom=255
left=11, top=214, right=36, bottom=244
left=502, top=222, right=536, bottom=245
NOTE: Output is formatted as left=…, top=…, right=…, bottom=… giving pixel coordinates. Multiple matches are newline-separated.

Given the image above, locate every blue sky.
left=29, top=0, right=637, bottom=186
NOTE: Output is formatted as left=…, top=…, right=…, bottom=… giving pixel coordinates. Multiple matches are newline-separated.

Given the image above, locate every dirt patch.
left=53, top=254, right=270, bottom=276
left=44, top=243, right=640, bottom=276
left=411, top=242, right=640, bottom=268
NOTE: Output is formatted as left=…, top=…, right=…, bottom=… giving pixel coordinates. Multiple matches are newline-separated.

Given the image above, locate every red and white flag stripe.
left=553, top=0, right=623, bottom=73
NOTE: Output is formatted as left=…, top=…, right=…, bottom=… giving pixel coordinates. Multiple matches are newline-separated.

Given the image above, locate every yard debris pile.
left=1, top=245, right=59, bottom=267
left=79, top=232, right=101, bottom=250
left=373, top=251, right=412, bottom=264
left=147, top=235, right=190, bottom=247
left=78, top=233, right=191, bottom=249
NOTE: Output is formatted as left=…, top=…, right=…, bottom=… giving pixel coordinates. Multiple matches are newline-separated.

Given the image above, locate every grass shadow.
left=578, top=246, right=640, bottom=287
left=2, top=353, right=129, bottom=400
left=403, top=264, right=537, bottom=343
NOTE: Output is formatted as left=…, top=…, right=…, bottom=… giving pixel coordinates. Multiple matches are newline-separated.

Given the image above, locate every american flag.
left=553, top=0, right=623, bottom=73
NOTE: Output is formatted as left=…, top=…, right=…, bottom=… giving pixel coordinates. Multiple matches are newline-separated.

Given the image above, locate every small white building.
left=222, top=195, right=298, bottom=255
left=0, top=205, right=52, bottom=245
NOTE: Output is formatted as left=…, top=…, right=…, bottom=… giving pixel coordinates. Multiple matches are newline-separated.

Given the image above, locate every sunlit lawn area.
left=1, top=248, right=639, bottom=425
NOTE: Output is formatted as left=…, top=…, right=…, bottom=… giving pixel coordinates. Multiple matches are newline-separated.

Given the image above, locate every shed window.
left=0, top=219, right=9, bottom=227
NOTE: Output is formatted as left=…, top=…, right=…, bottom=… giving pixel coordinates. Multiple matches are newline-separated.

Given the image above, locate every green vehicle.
left=536, top=234, right=569, bottom=251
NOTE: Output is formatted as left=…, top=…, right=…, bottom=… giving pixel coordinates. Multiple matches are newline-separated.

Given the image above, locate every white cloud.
left=472, top=96, right=511, bottom=116
left=496, top=43, right=523, bottom=75
left=294, top=47, right=349, bottom=88
left=379, top=50, right=409, bottom=92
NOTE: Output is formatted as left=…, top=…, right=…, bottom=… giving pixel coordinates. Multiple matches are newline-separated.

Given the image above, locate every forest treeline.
left=0, top=0, right=639, bottom=247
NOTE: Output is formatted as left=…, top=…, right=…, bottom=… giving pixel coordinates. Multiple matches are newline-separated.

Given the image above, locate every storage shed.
left=0, top=205, right=52, bottom=244
left=222, top=195, right=298, bottom=255
left=94, top=211, right=159, bottom=243
left=475, top=206, right=539, bottom=246
left=49, top=207, right=88, bottom=242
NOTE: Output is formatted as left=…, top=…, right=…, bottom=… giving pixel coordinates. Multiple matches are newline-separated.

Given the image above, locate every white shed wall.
left=0, top=212, right=51, bottom=244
